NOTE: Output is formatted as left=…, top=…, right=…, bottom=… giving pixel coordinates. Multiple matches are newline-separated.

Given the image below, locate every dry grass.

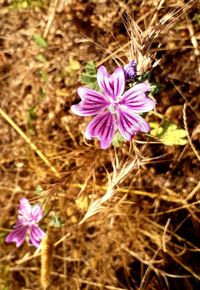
left=0, top=0, right=200, bottom=289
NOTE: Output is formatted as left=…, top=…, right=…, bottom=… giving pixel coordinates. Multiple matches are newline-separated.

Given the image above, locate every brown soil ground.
left=0, top=0, right=200, bottom=289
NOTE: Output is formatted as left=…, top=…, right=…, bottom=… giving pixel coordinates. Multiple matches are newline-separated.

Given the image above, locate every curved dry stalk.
left=79, top=152, right=142, bottom=224
left=0, top=107, right=60, bottom=178
left=183, top=103, right=200, bottom=162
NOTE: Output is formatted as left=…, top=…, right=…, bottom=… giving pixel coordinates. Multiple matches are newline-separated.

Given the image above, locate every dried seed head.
left=40, top=230, right=54, bottom=290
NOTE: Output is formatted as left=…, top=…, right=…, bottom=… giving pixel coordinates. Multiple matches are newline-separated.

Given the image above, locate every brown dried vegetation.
left=0, top=0, right=200, bottom=289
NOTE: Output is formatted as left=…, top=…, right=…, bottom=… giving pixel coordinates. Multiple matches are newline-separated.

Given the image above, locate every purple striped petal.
left=5, top=224, right=29, bottom=247
left=85, top=111, right=116, bottom=149
left=32, top=205, right=43, bottom=222
left=97, top=66, right=125, bottom=99
left=121, top=83, right=150, bottom=100
left=117, top=109, right=150, bottom=141
left=18, top=198, right=32, bottom=222
left=13, top=220, right=24, bottom=229
left=71, top=87, right=109, bottom=116
left=29, top=225, right=45, bottom=248
left=119, top=83, right=155, bottom=112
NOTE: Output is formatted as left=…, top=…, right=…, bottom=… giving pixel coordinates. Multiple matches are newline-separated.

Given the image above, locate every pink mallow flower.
left=71, top=66, right=155, bottom=149
left=5, top=198, right=45, bottom=248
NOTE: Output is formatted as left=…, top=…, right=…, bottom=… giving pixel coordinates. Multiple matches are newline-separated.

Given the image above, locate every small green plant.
left=35, top=185, right=43, bottom=194
left=38, top=87, right=46, bottom=100
left=64, top=56, right=81, bottom=76
left=0, top=232, right=7, bottom=245
left=50, top=211, right=62, bottom=228
left=10, top=0, right=43, bottom=9
left=79, top=61, right=99, bottom=90
left=35, top=53, right=47, bottom=63
left=28, top=105, right=36, bottom=134
left=28, top=105, right=36, bottom=121
left=112, top=132, right=125, bottom=148
left=193, top=13, right=200, bottom=25
left=33, top=33, right=48, bottom=48
left=40, top=69, right=48, bottom=83
left=2, top=281, right=10, bottom=290
left=150, top=120, right=187, bottom=145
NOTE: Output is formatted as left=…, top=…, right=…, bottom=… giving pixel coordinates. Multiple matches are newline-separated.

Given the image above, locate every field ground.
left=0, top=0, right=200, bottom=289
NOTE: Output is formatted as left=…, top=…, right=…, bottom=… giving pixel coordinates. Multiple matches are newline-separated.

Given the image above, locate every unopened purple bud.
left=123, top=60, right=137, bottom=80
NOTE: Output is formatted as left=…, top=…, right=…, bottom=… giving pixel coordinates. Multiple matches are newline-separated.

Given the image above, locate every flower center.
left=20, top=214, right=36, bottom=226
left=108, top=100, right=119, bottom=114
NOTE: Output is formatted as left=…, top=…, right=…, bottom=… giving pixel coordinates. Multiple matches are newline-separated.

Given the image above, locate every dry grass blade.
left=0, top=107, right=60, bottom=178
left=183, top=103, right=200, bottom=162
left=40, top=231, right=54, bottom=290
left=80, top=153, right=145, bottom=224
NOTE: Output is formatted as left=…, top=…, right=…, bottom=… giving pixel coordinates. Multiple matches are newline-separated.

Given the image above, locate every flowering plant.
left=5, top=198, right=45, bottom=248
left=71, top=63, right=155, bottom=149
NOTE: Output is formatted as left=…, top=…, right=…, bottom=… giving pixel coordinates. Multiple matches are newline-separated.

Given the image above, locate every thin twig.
left=183, top=103, right=200, bottom=162
left=43, top=0, right=59, bottom=39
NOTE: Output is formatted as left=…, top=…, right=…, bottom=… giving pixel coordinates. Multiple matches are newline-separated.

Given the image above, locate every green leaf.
left=150, top=120, right=187, bottom=146
left=79, top=61, right=99, bottom=90
left=0, top=232, right=7, bottom=245
left=112, top=132, right=125, bottom=148
left=40, top=70, right=48, bottom=83
left=35, top=185, right=43, bottom=194
left=39, top=87, right=46, bottom=100
left=64, top=56, right=81, bottom=77
left=35, top=53, right=47, bottom=63
left=50, top=212, right=62, bottom=228
left=193, top=13, right=200, bottom=25
left=28, top=106, right=36, bottom=134
left=33, top=33, right=48, bottom=48
left=2, top=282, right=9, bottom=290
left=10, top=0, right=43, bottom=9
left=137, top=71, right=150, bottom=82
left=150, top=83, right=163, bottom=94
left=28, top=106, right=36, bottom=121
